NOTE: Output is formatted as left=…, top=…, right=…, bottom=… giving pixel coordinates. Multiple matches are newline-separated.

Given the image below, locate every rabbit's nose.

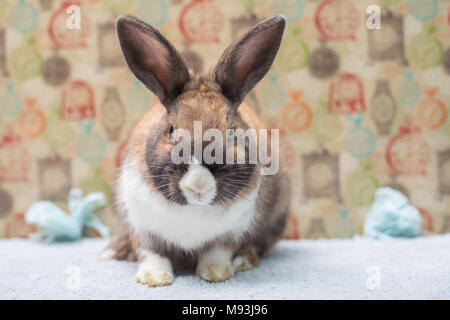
left=193, top=180, right=207, bottom=192
left=179, top=161, right=217, bottom=204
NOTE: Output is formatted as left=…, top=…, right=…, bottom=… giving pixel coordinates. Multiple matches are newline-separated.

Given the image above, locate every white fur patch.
left=197, top=247, right=233, bottom=269
left=135, top=250, right=174, bottom=286
left=196, top=247, right=234, bottom=282
left=118, top=160, right=260, bottom=250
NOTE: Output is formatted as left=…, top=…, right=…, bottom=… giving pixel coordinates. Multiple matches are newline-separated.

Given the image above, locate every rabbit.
left=98, top=14, right=291, bottom=286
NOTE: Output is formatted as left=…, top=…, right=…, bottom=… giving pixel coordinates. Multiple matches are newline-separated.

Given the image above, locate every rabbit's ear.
left=213, top=14, right=286, bottom=109
left=116, top=15, right=190, bottom=109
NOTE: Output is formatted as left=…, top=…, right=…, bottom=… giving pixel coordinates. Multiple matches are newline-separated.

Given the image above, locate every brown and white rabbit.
left=99, top=14, right=291, bottom=286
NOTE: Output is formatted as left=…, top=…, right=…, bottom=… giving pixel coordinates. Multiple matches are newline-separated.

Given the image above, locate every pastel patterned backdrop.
left=0, top=0, right=449, bottom=239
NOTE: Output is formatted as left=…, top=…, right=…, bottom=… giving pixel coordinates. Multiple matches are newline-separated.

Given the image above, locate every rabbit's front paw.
left=196, top=247, right=234, bottom=282
left=135, top=250, right=174, bottom=287
left=197, top=264, right=234, bottom=282
left=135, top=267, right=174, bottom=287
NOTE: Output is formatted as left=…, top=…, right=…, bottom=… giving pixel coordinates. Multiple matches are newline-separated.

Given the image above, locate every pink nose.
left=184, top=181, right=207, bottom=195
left=190, top=182, right=206, bottom=193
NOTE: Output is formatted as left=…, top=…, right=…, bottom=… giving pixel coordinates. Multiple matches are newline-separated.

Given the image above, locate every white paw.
left=135, top=265, right=174, bottom=287
left=196, top=247, right=234, bottom=282
left=197, top=264, right=234, bottom=282
left=135, top=250, right=174, bottom=287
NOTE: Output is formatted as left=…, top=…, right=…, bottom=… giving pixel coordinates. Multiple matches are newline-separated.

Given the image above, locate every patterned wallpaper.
left=0, top=0, right=449, bottom=239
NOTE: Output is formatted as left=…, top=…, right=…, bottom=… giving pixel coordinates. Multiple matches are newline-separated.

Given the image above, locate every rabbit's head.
left=117, top=14, right=285, bottom=206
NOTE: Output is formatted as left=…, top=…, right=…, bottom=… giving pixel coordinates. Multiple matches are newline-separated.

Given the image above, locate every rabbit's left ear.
left=116, top=15, right=190, bottom=109
left=213, top=14, right=286, bottom=109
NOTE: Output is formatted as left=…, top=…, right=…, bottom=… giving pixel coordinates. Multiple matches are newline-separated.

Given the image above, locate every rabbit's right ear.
left=213, top=14, right=286, bottom=110
left=116, top=15, right=190, bottom=110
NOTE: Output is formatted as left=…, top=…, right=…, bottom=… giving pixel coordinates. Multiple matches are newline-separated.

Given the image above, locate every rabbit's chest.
left=118, top=162, right=259, bottom=250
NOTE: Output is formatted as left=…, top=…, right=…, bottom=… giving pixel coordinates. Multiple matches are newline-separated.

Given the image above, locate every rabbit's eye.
left=168, top=125, right=174, bottom=138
